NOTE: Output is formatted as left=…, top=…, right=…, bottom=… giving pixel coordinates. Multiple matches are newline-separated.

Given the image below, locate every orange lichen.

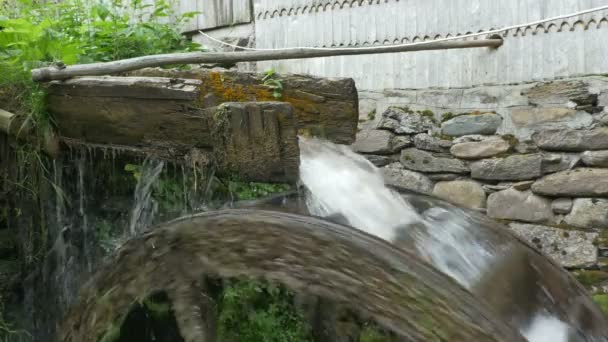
left=199, top=72, right=322, bottom=121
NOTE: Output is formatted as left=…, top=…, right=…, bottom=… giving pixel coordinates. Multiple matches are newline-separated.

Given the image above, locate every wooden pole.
left=31, top=38, right=503, bottom=82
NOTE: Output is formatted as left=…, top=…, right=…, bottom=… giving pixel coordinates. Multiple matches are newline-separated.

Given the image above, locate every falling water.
left=77, top=151, right=93, bottom=273
left=128, top=159, right=165, bottom=236
left=298, top=137, right=570, bottom=342
left=299, top=137, right=493, bottom=287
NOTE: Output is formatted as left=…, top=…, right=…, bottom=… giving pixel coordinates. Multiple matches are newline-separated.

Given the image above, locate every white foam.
left=522, top=314, right=570, bottom=342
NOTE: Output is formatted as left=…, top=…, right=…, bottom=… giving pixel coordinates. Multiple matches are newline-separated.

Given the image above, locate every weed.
left=262, top=69, right=284, bottom=99
left=217, top=278, right=312, bottom=342
left=367, top=109, right=376, bottom=121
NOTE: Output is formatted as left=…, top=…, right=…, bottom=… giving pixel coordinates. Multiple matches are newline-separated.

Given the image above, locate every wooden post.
left=31, top=38, right=503, bottom=82
left=0, top=109, right=15, bottom=135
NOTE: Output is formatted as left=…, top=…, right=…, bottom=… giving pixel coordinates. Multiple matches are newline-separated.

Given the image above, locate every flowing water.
left=298, top=137, right=571, bottom=342
left=128, top=159, right=165, bottom=236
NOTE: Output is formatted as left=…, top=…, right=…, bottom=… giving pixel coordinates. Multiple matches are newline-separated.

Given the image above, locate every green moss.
left=416, top=110, right=437, bottom=123
left=595, top=230, right=608, bottom=247
left=441, top=112, right=455, bottom=122
left=500, top=134, right=519, bottom=147
left=367, top=109, right=376, bottom=121
left=593, top=294, right=608, bottom=317
left=431, top=132, right=455, bottom=141
left=574, top=270, right=608, bottom=288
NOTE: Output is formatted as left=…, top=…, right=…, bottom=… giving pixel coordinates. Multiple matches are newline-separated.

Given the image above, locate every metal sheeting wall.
left=252, top=0, right=608, bottom=90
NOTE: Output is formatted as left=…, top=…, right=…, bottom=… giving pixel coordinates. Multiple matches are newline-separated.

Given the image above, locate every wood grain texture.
left=58, top=210, right=526, bottom=342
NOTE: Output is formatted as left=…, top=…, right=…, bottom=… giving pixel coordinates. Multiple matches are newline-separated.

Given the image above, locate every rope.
left=198, top=4, right=608, bottom=51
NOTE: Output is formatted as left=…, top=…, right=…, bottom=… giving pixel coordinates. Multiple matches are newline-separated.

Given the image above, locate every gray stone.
left=441, top=113, right=502, bottom=137
left=564, top=198, right=608, bottom=229
left=470, top=154, right=543, bottom=181
left=432, top=180, right=487, bottom=209
left=363, top=154, right=393, bottom=167
left=594, top=111, right=608, bottom=126
left=485, top=181, right=534, bottom=193
left=525, top=80, right=596, bottom=106
left=541, top=153, right=581, bottom=174
left=400, top=148, right=469, bottom=174
left=381, top=163, right=434, bottom=194
left=452, top=135, right=494, bottom=144
left=413, top=133, right=453, bottom=152
left=427, top=173, right=462, bottom=182
left=532, top=127, right=608, bottom=151
left=352, top=129, right=412, bottom=155
left=552, top=198, right=573, bottom=215
left=581, top=150, right=608, bottom=167
left=532, top=168, right=608, bottom=197
left=483, top=184, right=510, bottom=194
left=510, top=107, right=580, bottom=127
left=450, top=136, right=510, bottom=160
left=377, top=107, right=436, bottom=134
left=509, top=181, right=535, bottom=191
left=514, top=140, right=539, bottom=154
left=392, top=135, right=413, bottom=151
left=508, top=223, right=598, bottom=268
left=487, top=189, right=554, bottom=223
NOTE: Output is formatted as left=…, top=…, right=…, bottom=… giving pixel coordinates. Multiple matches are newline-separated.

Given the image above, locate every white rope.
left=198, top=4, right=608, bottom=51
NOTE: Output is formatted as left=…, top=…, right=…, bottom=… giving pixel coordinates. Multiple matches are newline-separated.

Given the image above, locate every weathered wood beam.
left=31, top=39, right=503, bottom=82
left=0, top=109, right=15, bottom=135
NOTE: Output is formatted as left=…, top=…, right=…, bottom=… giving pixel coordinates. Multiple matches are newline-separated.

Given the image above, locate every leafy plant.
left=262, top=69, right=284, bottom=99
left=226, top=179, right=291, bottom=201
left=217, top=278, right=312, bottom=342
left=0, top=0, right=201, bottom=133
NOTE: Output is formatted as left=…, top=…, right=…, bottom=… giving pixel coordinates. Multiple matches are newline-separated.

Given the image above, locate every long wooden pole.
left=31, top=38, right=503, bottom=82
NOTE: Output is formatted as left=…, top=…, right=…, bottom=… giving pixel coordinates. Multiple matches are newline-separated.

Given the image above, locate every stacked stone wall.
left=353, top=76, right=608, bottom=276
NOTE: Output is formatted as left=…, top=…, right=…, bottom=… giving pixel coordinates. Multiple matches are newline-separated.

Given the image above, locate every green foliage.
left=217, top=279, right=312, bottom=342
left=225, top=178, right=291, bottom=201
left=262, top=69, right=284, bottom=99
left=0, top=0, right=201, bottom=132
left=593, top=294, right=608, bottom=317
left=574, top=270, right=608, bottom=288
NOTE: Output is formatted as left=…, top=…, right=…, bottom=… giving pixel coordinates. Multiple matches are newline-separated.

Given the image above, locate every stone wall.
left=352, top=76, right=608, bottom=272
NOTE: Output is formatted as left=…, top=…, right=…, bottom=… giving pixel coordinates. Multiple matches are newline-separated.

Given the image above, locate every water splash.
left=298, top=137, right=570, bottom=342
left=299, top=137, right=418, bottom=241
left=415, top=207, right=495, bottom=288
left=299, top=137, right=491, bottom=286
left=128, top=159, right=165, bottom=236
left=522, top=314, right=570, bottom=342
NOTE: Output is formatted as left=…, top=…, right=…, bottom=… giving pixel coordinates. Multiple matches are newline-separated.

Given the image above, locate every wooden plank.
left=46, top=77, right=202, bottom=100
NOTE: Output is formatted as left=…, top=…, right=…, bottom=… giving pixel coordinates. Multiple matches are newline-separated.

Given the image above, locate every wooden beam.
left=0, top=109, right=15, bottom=135
left=31, top=38, right=503, bottom=82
